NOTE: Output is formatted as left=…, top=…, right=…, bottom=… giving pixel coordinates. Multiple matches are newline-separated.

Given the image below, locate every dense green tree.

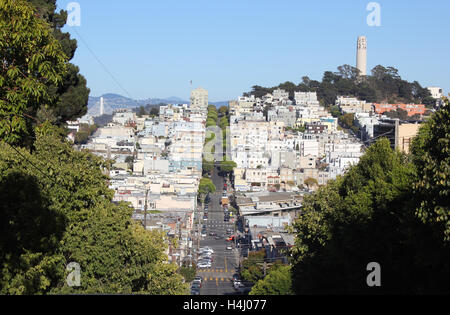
left=178, top=265, right=196, bottom=283
left=206, top=119, right=216, bottom=128
left=0, top=126, right=188, bottom=294
left=26, top=0, right=90, bottom=125
left=0, top=0, right=67, bottom=146
left=219, top=116, right=229, bottom=129
left=218, top=106, right=229, bottom=116
left=411, top=98, right=450, bottom=241
left=220, top=159, right=237, bottom=174
left=249, top=264, right=293, bottom=295
left=241, top=249, right=266, bottom=284
left=338, top=113, right=355, bottom=129
left=138, top=106, right=147, bottom=117
left=74, top=123, right=97, bottom=145
left=291, top=137, right=450, bottom=294
left=149, top=107, right=160, bottom=117
left=202, top=158, right=214, bottom=175
left=198, top=177, right=216, bottom=195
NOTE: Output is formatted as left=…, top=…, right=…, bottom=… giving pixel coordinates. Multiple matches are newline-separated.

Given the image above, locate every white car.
left=197, top=262, right=210, bottom=268
left=199, top=261, right=211, bottom=268
left=226, top=245, right=232, bottom=251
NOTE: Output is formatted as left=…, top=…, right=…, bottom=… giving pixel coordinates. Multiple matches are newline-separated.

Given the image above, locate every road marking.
left=225, top=256, right=227, bottom=273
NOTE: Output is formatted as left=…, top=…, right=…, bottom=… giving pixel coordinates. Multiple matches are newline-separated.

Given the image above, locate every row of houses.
left=71, top=88, right=210, bottom=266
left=228, top=91, right=364, bottom=194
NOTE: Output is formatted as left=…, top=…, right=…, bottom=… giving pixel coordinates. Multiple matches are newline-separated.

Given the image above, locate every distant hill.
left=87, top=94, right=231, bottom=115
left=210, top=101, right=231, bottom=107
left=87, top=94, right=189, bottom=116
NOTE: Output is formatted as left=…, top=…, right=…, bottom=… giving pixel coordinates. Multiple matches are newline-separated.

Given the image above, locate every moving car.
left=226, top=245, right=232, bottom=251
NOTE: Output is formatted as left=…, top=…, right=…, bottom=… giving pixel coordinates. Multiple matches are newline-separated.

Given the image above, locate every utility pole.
left=143, top=189, right=149, bottom=230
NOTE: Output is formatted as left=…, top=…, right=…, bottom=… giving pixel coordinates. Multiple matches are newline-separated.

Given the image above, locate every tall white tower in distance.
left=356, top=36, right=367, bottom=76
left=100, top=96, right=104, bottom=116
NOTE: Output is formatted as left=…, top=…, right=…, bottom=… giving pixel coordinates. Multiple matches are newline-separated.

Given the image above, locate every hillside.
left=245, top=64, right=436, bottom=108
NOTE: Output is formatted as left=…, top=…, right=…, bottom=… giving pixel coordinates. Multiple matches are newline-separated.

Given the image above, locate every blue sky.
left=56, top=0, right=450, bottom=101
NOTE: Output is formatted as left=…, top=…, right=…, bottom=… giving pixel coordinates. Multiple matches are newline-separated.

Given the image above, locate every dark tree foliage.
left=291, top=133, right=450, bottom=294
left=26, top=0, right=90, bottom=124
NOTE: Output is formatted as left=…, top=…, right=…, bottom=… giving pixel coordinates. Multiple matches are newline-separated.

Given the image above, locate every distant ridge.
left=87, top=93, right=231, bottom=115
left=87, top=94, right=189, bottom=116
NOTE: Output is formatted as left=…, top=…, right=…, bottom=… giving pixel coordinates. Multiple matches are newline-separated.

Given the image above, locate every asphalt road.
left=197, top=166, right=241, bottom=295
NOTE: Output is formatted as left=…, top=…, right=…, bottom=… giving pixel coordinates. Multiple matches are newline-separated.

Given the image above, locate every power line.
left=1, top=140, right=57, bottom=185
left=73, top=29, right=137, bottom=103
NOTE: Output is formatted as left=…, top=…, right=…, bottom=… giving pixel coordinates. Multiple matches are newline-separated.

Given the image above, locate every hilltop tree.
left=244, top=64, right=435, bottom=108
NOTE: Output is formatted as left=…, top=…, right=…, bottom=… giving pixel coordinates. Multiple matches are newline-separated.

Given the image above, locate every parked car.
left=194, top=276, right=202, bottom=284
left=191, top=288, right=200, bottom=295
left=197, top=262, right=210, bottom=268
left=209, top=232, right=216, bottom=236
left=200, top=247, right=214, bottom=253
left=233, top=281, right=243, bottom=290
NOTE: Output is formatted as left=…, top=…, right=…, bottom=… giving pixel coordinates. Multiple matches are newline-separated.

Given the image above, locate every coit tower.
left=356, top=36, right=367, bottom=76
left=100, top=96, right=104, bottom=116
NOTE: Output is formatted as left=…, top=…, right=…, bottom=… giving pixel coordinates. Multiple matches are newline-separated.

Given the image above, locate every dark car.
left=214, top=235, right=223, bottom=240
left=209, top=232, right=216, bottom=236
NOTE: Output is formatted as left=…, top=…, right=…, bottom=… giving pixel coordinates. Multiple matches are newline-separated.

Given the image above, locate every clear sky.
left=56, top=0, right=450, bottom=102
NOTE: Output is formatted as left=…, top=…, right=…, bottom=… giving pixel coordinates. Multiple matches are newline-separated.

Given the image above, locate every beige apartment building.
left=396, top=123, right=421, bottom=154
left=190, top=87, right=208, bottom=111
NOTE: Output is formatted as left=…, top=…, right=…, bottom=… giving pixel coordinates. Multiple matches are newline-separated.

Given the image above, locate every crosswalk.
left=197, top=268, right=229, bottom=273
left=202, top=277, right=233, bottom=282
left=205, top=220, right=234, bottom=228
